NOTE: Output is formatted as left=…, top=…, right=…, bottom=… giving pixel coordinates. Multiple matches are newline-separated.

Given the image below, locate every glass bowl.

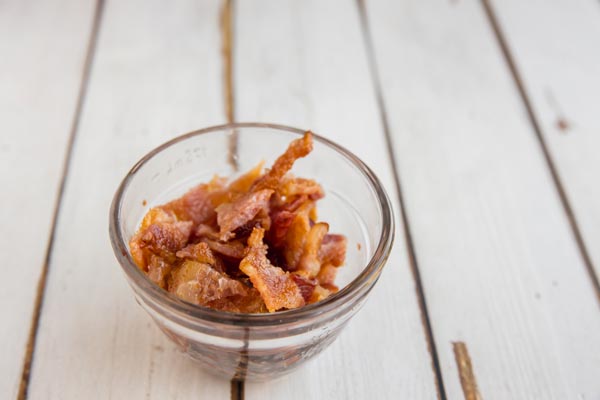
left=109, top=123, right=394, bottom=381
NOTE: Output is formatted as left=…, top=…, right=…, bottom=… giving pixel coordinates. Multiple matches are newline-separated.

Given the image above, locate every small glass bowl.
left=109, top=123, right=394, bottom=381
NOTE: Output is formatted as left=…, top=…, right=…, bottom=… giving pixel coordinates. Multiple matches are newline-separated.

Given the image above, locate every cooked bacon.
left=316, top=263, right=337, bottom=288
left=163, top=176, right=225, bottom=225
left=319, top=234, right=347, bottom=267
left=130, top=131, right=347, bottom=313
left=268, top=210, right=295, bottom=248
left=239, top=228, right=305, bottom=312
left=291, top=273, right=317, bottom=303
left=279, top=177, right=324, bottom=201
left=176, top=242, right=224, bottom=273
left=309, top=285, right=332, bottom=304
left=251, top=132, right=313, bottom=192
left=129, top=208, right=192, bottom=268
left=169, top=260, right=248, bottom=305
left=147, top=255, right=172, bottom=288
left=206, top=288, right=267, bottom=313
left=296, top=222, right=329, bottom=278
left=216, top=189, right=273, bottom=241
left=282, top=202, right=314, bottom=270
left=202, top=238, right=246, bottom=260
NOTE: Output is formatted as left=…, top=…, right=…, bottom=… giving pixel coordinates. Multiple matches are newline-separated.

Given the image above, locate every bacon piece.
left=239, top=228, right=305, bottom=312
left=296, top=222, right=329, bottom=278
left=282, top=202, right=314, bottom=270
left=309, top=285, right=333, bottom=304
left=316, top=263, right=338, bottom=288
left=147, top=255, right=172, bottom=288
left=206, top=288, right=267, bottom=313
left=291, top=273, right=317, bottom=303
left=169, top=260, right=248, bottom=305
left=319, top=234, right=347, bottom=267
left=194, top=223, right=220, bottom=239
left=252, top=132, right=313, bottom=192
left=202, top=239, right=246, bottom=260
left=279, top=177, right=324, bottom=201
left=268, top=210, right=295, bottom=248
left=176, top=242, right=224, bottom=273
left=216, top=189, right=273, bottom=241
left=163, top=176, right=225, bottom=225
left=129, top=208, right=192, bottom=268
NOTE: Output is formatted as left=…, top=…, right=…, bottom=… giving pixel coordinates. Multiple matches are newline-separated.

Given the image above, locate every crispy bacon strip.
left=252, top=132, right=313, bottom=192
left=216, top=189, right=273, bottom=241
left=129, top=208, right=192, bottom=269
left=296, top=222, right=329, bottom=278
left=176, top=242, right=225, bottom=273
left=169, top=260, right=248, bottom=305
left=239, top=228, right=304, bottom=312
left=319, top=234, right=347, bottom=267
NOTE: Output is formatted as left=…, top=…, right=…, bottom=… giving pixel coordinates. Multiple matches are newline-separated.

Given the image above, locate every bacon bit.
left=176, top=242, right=224, bottom=273
left=316, top=263, right=337, bottom=288
left=216, top=189, right=274, bottom=240
left=319, top=234, right=347, bottom=267
left=206, top=288, right=267, bottom=313
left=268, top=210, right=295, bottom=248
left=169, top=260, right=248, bottom=305
left=357, top=243, right=361, bottom=251
left=129, top=208, right=192, bottom=267
left=309, top=285, right=332, bottom=303
left=279, top=177, right=324, bottom=200
left=147, top=255, right=172, bottom=288
left=282, top=202, right=314, bottom=270
left=297, top=222, right=329, bottom=278
left=142, top=199, right=147, bottom=206
left=291, top=273, right=317, bottom=302
left=163, top=179, right=224, bottom=226
left=240, top=228, right=304, bottom=312
left=202, top=238, right=246, bottom=260
left=252, top=132, right=313, bottom=192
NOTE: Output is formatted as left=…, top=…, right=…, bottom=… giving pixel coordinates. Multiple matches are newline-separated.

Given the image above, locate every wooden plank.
left=487, top=0, right=600, bottom=300
left=27, top=0, right=231, bottom=398
left=235, top=1, right=439, bottom=398
left=0, top=0, right=96, bottom=397
left=364, top=0, right=600, bottom=398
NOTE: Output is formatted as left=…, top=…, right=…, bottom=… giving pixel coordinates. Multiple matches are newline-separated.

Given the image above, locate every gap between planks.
left=16, top=1, right=107, bottom=399
left=480, top=0, right=600, bottom=306
left=452, top=342, right=482, bottom=400
left=356, top=1, right=447, bottom=399
left=221, top=0, right=239, bottom=171
left=221, top=0, right=245, bottom=399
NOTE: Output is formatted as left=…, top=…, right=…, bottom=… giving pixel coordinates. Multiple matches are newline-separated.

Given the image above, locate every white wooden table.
left=3, top=0, right=600, bottom=399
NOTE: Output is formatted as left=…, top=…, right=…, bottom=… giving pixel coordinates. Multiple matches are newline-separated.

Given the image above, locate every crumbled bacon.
left=129, top=131, right=347, bottom=313
left=216, top=189, right=273, bottom=241
left=319, top=234, right=347, bottom=267
left=291, top=273, right=317, bottom=303
left=240, top=228, right=304, bottom=312
left=169, top=260, right=248, bottom=305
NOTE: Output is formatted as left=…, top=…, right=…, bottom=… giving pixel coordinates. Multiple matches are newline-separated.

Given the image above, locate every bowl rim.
left=109, top=122, right=394, bottom=327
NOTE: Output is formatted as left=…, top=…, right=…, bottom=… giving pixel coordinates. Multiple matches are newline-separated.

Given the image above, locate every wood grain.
left=234, top=1, right=438, bottom=398
left=0, top=0, right=97, bottom=397
left=364, top=0, right=600, bottom=398
left=27, top=1, right=230, bottom=398
left=487, top=0, right=600, bottom=302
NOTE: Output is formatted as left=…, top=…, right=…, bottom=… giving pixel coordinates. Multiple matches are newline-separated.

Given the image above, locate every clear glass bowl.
left=109, top=123, right=394, bottom=381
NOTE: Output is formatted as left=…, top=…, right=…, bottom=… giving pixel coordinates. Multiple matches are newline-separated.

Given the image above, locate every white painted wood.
left=365, top=0, right=600, bottom=399
left=490, top=0, right=600, bottom=294
left=0, top=0, right=96, bottom=397
left=235, top=1, right=438, bottom=398
left=27, top=0, right=230, bottom=398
